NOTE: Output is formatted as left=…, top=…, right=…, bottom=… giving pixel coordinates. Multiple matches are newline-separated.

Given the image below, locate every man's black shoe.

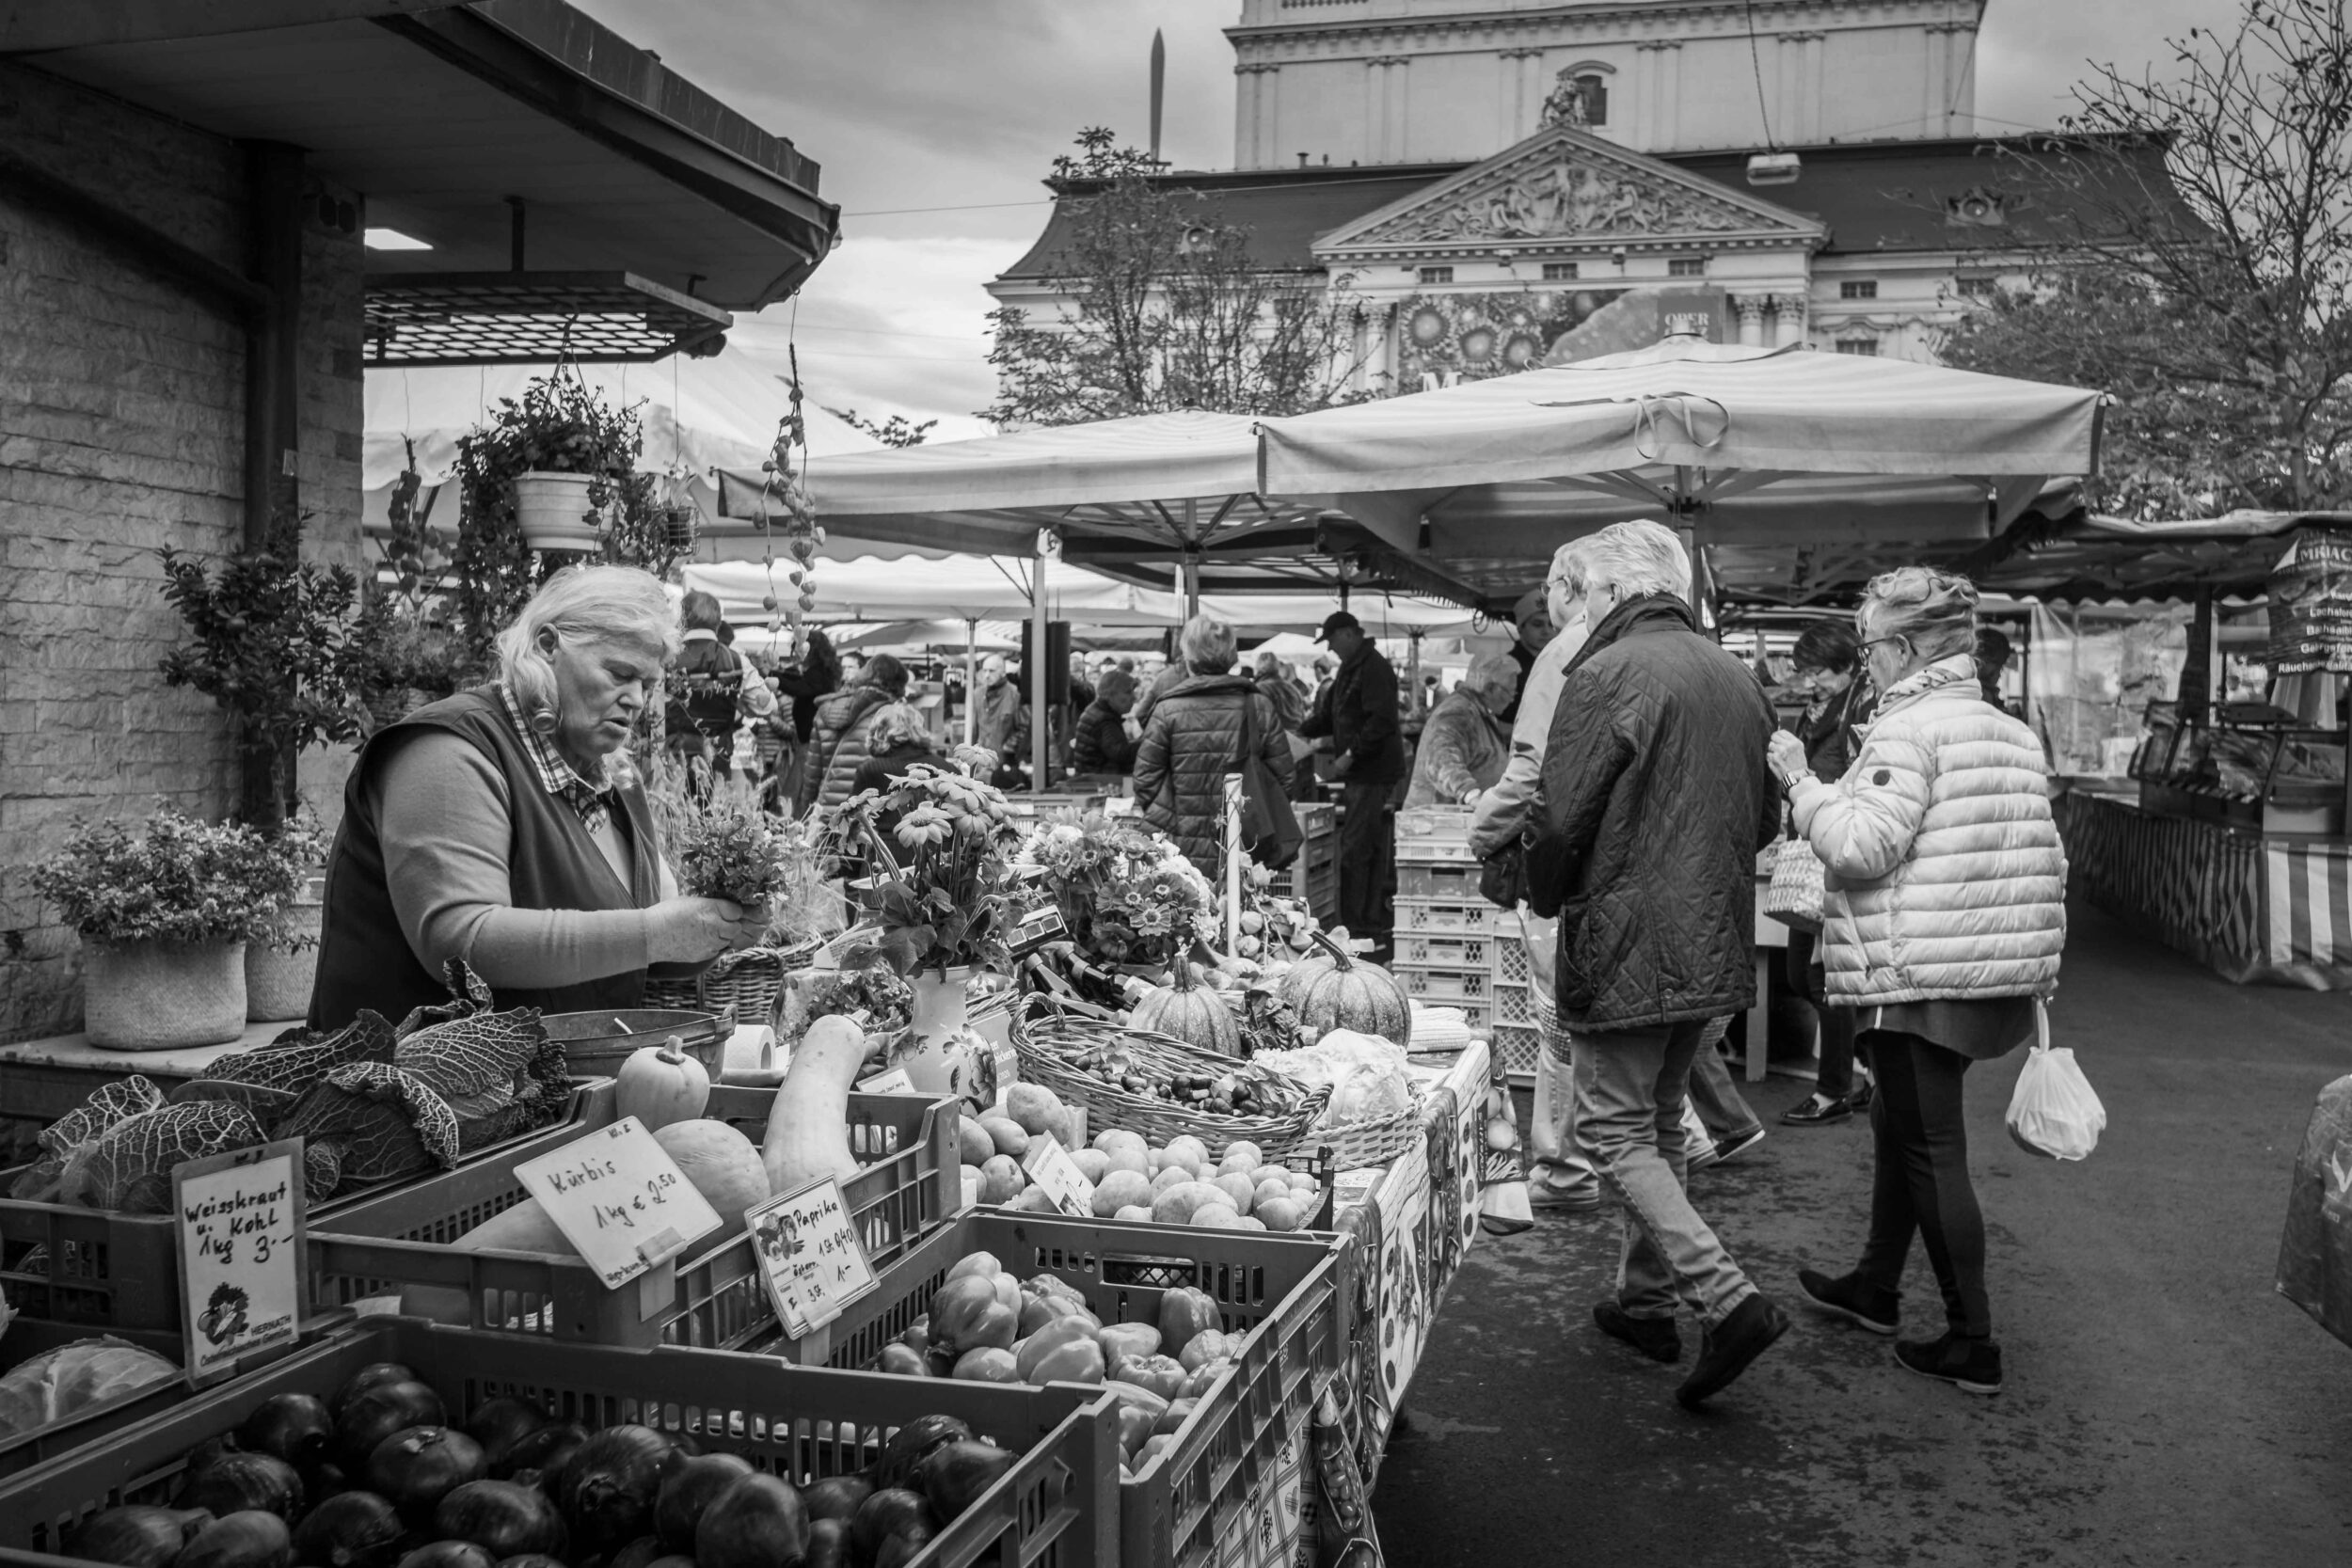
left=1796, top=1267, right=1899, bottom=1336
left=1593, top=1300, right=1681, bottom=1364
left=1895, top=1333, right=2003, bottom=1395
left=1676, top=1292, right=1789, bottom=1408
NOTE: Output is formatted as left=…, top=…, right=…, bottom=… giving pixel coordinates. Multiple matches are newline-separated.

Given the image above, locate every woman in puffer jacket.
left=1768, top=566, right=2065, bottom=1400
left=1134, top=615, right=1294, bottom=878
left=800, top=654, right=908, bottom=811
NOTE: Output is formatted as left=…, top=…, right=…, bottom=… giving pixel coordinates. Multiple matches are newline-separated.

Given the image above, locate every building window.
left=1839, top=279, right=1878, bottom=300
left=1541, top=261, right=1579, bottom=280
left=1573, top=73, right=1609, bottom=127
left=1835, top=337, right=1880, bottom=356
left=1667, top=257, right=1707, bottom=277
left=1956, top=275, right=1998, bottom=298
left=1418, top=265, right=1454, bottom=285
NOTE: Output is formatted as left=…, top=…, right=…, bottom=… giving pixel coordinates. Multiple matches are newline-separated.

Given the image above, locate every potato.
left=1218, top=1140, right=1263, bottom=1173
left=959, top=1117, right=995, bottom=1167
left=981, top=1117, right=1030, bottom=1159
left=1102, top=1143, right=1152, bottom=1180
left=1151, top=1181, right=1232, bottom=1227
left=1255, top=1196, right=1305, bottom=1232
left=1010, top=1185, right=1058, bottom=1213
left=1233, top=1216, right=1267, bottom=1231
left=1072, top=1148, right=1112, bottom=1184
left=1162, top=1135, right=1209, bottom=1171
left=1005, top=1083, right=1065, bottom=1137
left=979, top=1155, right=1025, bottom=1206
left=1254, top=1164, right=1295, bottom=1187
left=1092, top=1168, right=1154, bottom=1218
left=1191, top=1204, right=1248, bottom=1229
left=1149, top=1164, right=1192, bottom=1199
left=1212, top=1171, right=1260, bottom=1214
left=1253, top=1177, right=1291, bottom=1211
left=1114, top=1204, right=1155, bottom=1224
left=1093, top=1129, right=1150, bottom=1158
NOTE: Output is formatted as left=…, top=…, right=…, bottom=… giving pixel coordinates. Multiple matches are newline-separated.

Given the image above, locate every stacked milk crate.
left=1390, top=807, right=1542, bottom=1082
left=1290, top=800, right=1341, bottom=919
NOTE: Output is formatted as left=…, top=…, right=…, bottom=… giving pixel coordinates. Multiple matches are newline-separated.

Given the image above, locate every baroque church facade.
left=995, top=0, right=2101, bottom=390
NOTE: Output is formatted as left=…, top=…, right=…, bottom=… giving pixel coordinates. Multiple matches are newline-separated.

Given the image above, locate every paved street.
left=1373, top=898, right=2352, bottom=1566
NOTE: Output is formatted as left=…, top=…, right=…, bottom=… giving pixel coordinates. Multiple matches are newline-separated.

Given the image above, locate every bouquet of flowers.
left=840, top=763, right=1025, bottom=977
left=1019, top=812, right=1217, bottom=972
left=670, top=788, right=793, bottom=910
left=33, top=807, right=310, bottom=947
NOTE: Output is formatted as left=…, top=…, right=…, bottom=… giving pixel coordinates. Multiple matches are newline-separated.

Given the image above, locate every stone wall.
left=0, top=61, right=366, bottom=1042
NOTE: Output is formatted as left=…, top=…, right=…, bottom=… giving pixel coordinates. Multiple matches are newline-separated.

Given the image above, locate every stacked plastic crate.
left=1290, top=800, right=1341, bottom=919
left=1391, top=807, right=1541, bottom=1082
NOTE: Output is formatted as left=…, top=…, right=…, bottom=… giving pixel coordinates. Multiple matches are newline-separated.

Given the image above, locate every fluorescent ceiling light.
left=364, top=228, right=432, bottom=251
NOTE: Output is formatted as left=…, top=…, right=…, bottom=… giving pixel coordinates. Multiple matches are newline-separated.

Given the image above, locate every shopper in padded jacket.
left=801, top=654, right=908, bottom=811
left=1134, top=615, right=1295, bottom=878
left=1772, top=566, right=2065, bottom=1399
left=1534, top=518, right=1788, bottom=1411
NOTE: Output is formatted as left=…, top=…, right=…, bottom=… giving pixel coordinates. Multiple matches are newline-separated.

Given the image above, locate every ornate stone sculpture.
left=1359, top=150, right=1772, bottom=244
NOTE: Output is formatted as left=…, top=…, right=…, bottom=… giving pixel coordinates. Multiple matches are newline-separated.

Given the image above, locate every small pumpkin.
left=1286, top=932, right=1410, bottom=1049
left=614, top=1036, right=710, bottom=1131
left=1129, top=964, right=1240, bottom=1057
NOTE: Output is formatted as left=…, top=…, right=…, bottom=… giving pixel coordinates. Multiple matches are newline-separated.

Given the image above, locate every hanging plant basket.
left=512, top=471, right=601, bottom=551
left=661, top=503, right=697, bottom=553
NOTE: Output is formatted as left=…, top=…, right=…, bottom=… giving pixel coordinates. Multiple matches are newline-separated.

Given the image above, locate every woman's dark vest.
left=309, top=689, right=662, bottom=1029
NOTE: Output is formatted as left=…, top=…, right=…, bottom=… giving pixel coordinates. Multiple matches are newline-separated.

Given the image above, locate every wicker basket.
left=1301, top=1092, right=1430, bottom=1172
left=643, top=938, right=818, bottom=1016
left=1012, top=1003, right=1329, bottom=1165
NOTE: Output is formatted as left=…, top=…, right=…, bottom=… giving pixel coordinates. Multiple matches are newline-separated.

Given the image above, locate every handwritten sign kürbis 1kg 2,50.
left=746, top=1178, right=879, bottom=1336
left=174, top=1138, right=308, bottom=1387
left=513, top=1117, right=723, bottom=1288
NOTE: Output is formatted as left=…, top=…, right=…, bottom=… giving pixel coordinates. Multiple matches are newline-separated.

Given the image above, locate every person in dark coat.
left=1071, top=667, right=1139, bottom=776
left=1300, top=610, right=1405, bottom=940
left=802, top=653, right=908, bottom=811
left=664, top=590, right=773, bottom=782
left=1134, top=616, right=1295, bottom=878
left=1779, top=618, right=1876, bottom=1127
left=1499, top=582, right=1557, bottom=727
left=1534, top=518, right=1787, bottom=1411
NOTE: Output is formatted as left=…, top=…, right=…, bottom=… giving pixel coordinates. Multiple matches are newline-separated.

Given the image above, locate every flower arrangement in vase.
left=1019, top=812, right=1216, bottom=980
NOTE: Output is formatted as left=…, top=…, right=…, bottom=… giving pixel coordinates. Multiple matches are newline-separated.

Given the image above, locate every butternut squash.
left=761, top=1013, right=866, bottom=1196
left=614, top=1035, right=710, bottom=1130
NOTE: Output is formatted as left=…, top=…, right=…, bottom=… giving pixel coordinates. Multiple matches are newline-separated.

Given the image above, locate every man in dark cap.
left=1301, top=610, right=1406, bottom=942
left=1501, top=583, right=1557, bottom=726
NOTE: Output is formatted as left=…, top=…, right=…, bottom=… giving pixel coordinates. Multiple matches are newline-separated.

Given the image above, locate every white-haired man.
left=1533, top=517, right=1788, bottom=1409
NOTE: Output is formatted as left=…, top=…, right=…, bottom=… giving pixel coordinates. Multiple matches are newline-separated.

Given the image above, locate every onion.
left=289, top=1492, right=404, bottom=1568
left=175, top=1453, right=306, bottom=1522
left=693, top=1474, right=808, bottom=1568
left=489, top=1423, right=583, bottom=1485
left=603, top=1537, right=664, bottom=1568
left=801, top=1517, right=852, bottom=1568
left=459, top=1399, right=549, bottom=1476
left=332, top=1365, right=419, bottom=1417
left=174, top=1511, right=294, bottom=1568
left=337, top=1383, right=446, bottom=1469
left=652, top=1452, right=753, bottom=1551
left=364, top=1427, right=486, bottom=1521
left=392, top=1544, right=494, bottom=1568
left=492, top=1559, right=566, bottom=1568
left=554, top=1426, right=675, bottom=1555
left=61, top=1505, right=211, bottom=1568
left=432, top=1481, right=565, bottom=1561
left=850, top=1489, right=936, bottom=1568
left=239, top=1394, right=336, bottom=1472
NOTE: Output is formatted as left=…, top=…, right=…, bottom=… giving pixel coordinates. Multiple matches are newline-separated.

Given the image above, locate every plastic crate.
left=0, top=1316, right=1116, bottom=1568
left=1393, top=898, right=1501, bottom=936
left=0, top=1080, right=616, bottom=1337
left=1492, top=981, right=1533, bottom=1026
left=1397, top=967, right=1486, bottom=1002
left=1393, top=933, right=1490, bottom=971
left=1493, top=936, right=1532, bottom=986
left=308, top=1088, right=960, bottom=1349
left=1492, top=1022, right=1541, bottom=1081
left=1396, top=861, right=1479, bottom=901
left=1391, top=807, right=1472, bottom=861
left=767, top=1212, right=1347, bottom=1568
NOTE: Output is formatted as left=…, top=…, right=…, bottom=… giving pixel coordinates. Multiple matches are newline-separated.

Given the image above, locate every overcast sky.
left=569, top=0, right=2235, bottom=440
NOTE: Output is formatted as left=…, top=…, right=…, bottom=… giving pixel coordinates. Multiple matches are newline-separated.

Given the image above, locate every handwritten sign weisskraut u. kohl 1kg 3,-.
left=513, top=1117, right=723, bottom=1288
left=173, top=1138, right=308, bottom=1387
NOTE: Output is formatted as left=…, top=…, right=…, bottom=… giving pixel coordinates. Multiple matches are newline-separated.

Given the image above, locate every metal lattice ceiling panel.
left=364, top=271, right=731, bottom=365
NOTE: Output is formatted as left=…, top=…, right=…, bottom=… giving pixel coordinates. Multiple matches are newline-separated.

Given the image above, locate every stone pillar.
left=1499, top=48, right=1542, bottom=146
left=1923, top=23, right=1954, bottom=135
left=1778, top=33, right=1823, bottom=145
left=1734, top=294, right=1771, bottom=348
left=1387, top=56, right=1410, bottom=162
left=1772, top=293, right=1807, bottom=347
left=1651, top=40, right=1682, bottom=152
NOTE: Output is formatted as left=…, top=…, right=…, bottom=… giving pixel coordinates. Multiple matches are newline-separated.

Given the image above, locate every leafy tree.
left=826, top=406, right=937, bottom=448
left=984, top=129, right=1376, bottom=427
left=1942, top=0, right=2352, bottom=516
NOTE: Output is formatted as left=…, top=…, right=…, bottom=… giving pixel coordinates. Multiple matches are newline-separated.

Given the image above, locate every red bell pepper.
left=1110, top=1354, right=1187, bottom=1401
left=1027, top=1338, right=1106, bottom=1385
left=1014, top=1315, right=1099, bottom=1381
left=1156, top=1286, right=1220, bottom=1359
left=930, top=1274, right=1020, bottom=1361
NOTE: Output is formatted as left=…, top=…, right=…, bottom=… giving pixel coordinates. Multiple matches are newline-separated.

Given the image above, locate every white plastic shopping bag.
left=2006, top=1002, right=2105, bottom=1161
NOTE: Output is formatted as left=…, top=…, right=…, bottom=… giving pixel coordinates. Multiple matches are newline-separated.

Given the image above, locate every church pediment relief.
left=1318, top=129, right=1824, bottom=253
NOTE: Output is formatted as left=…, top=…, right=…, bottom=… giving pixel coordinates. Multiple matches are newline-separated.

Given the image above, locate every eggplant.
left=799, top=1473, right=872, bottom=1525
left=337, top=1384, right=447, bottom=1469
left=554, top=1426, right=675, bottom=1556
left=490, top=1423, right=584, bottom=1485
left=460, top=1400, right=549, bottom=1477
left=652, top=1452, right=754, bottom=1551
left=849, top=1489, right=936, bottom=1568
left=801, top=1517, right=852, bottom=1568
left=174, top=1511, right=294, bottom=1568
left=289, top=1492, right=405, bottom=1568
left=176, top=1453, right=307, bottom=1523
left=62, top=1505, right=212, bottom=1568
left=915, top=1440, right=1016, bottom=1523
left=239, top=1396, right=337, bottom=1473
left=692, top=1474, right=808, bottom=1568
left=332, top=1366, right=419, bottom=1417
left=391, top=1545, right=494, bottom=1568
left=871, top=1415, right=973, bottom=1494
left=432, top=1481, right=566, bottom=1561
left=364, top=1428, right=486, bottom=1523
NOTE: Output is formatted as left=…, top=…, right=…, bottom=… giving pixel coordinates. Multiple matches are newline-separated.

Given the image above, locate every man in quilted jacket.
left=1535, top=518, right=1788, bottom=1409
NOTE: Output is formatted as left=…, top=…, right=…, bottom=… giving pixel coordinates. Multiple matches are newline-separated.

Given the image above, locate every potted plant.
left=241, top=816, right=328, bottom=1023
left=840, top=763, right=1025, bottom=1091
left=31, top=808, right=306, bottom=1050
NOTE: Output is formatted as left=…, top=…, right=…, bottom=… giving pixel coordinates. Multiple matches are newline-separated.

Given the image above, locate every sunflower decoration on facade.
left=1406, top=304, right=1451, bottom=348
left=1456, top=325, right=1500, bottom=370
left=1502, top=332, right=1546, bottom=369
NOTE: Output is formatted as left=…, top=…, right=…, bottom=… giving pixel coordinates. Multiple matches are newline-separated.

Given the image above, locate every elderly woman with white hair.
left=310, top=566, right=767, bottom=1029
left=1134, top=614, right=1295, bottom=878
left=1772, top=566, right=2066, bottom=1397
left=1406, top=654, right=1520, bottom=807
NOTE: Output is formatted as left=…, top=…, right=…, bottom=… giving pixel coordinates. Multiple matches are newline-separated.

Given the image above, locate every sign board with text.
left=173, top=1139, right=307, bottom=1387
left=1021, top=1133, right=1096, bottom=1218
left=747, top=1178, right=879, bottom=1335
left=514, top=1117, right=723, bottom=1289
left=858, top=1068, right=915, bottom=1094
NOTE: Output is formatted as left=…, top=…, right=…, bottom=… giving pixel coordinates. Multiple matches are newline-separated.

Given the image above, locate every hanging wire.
left=1743, top=1, right=1777, bottom=151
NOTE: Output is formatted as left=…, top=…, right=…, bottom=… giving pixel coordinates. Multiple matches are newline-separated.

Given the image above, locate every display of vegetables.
left=56, top=1359, right=1021, bottom=1568
left=0, top=1334, right=180, bottom=1438
left=961, top=1115, right=1320, bottom=1233
left=857, top=1252, right=1249, bottom=1476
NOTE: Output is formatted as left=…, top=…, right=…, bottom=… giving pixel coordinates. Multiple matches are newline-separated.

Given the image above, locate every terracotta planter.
left=245, top=890, right=325, bottom=1022
left=82, top=937, right=247, bottom=1052
left=513, top=470, right=601, bottom=551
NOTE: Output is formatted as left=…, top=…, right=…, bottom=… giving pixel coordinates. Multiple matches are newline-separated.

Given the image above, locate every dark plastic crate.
left=763, top=1211, right=1348, bottom=1568
left=0, top=1316, right=1116, bottom=1568
left=0, top=1320, right=190, bottom=1483
left=1395, top=861, right=1479, bottom=900
left=0, top=1080, right=615, bottom=1336
left=308, top=1089, right=960, bottom=1349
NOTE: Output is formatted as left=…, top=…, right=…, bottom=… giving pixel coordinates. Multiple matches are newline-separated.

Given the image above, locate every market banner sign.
left=2268, top=528, right=2352, bottom=673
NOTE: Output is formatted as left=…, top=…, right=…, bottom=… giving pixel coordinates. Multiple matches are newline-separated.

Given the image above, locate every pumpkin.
left=762, top=1014, right=866, bottom=1196
left=614, top=1036, right=710, bottom=1131
left=652, top=1119, right=769, bottom=1239
left=1286, top=932, right=1410, bottom=1049
left=1129, top=965, right=1239, bottom=1057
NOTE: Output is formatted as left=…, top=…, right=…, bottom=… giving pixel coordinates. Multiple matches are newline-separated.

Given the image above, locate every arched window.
left=1543, top=60, right=1614, bottom=128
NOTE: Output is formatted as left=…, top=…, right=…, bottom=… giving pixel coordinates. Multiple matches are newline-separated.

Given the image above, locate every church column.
left=1778, top=33, right=1823, bottom=144
left=1772, top=293, right=1808, bottom=347
left=1652, top=40, right=1683, bottom=153
left=1235, top=63, right=1266, bottom=170
left=1631, top=42, right=1657, bottom=150
left=1499, top=48, right=1542, bottom=146
left=1733, top=294, right=1771, bottom=348
left=1388, top=56, right=1411, bottom=162
left=1923, top=22, right=1953, bottom=136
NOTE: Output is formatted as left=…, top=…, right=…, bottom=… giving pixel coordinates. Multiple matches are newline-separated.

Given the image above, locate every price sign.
left=1021, top=1133, right=1096, bottom=1218
left=1005, top=901, right=1069, bottom=959
left=858, top=1068, right=916, bottom=1094
left=747, top=1178, right=879, bottom=1336
left=173, top=1139, right=307, bottom=1387
left=514, top=1117, right=723, bottom=1289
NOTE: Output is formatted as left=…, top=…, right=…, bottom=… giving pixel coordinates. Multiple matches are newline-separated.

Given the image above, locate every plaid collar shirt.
left=495, top=684, right=616, bottom=836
